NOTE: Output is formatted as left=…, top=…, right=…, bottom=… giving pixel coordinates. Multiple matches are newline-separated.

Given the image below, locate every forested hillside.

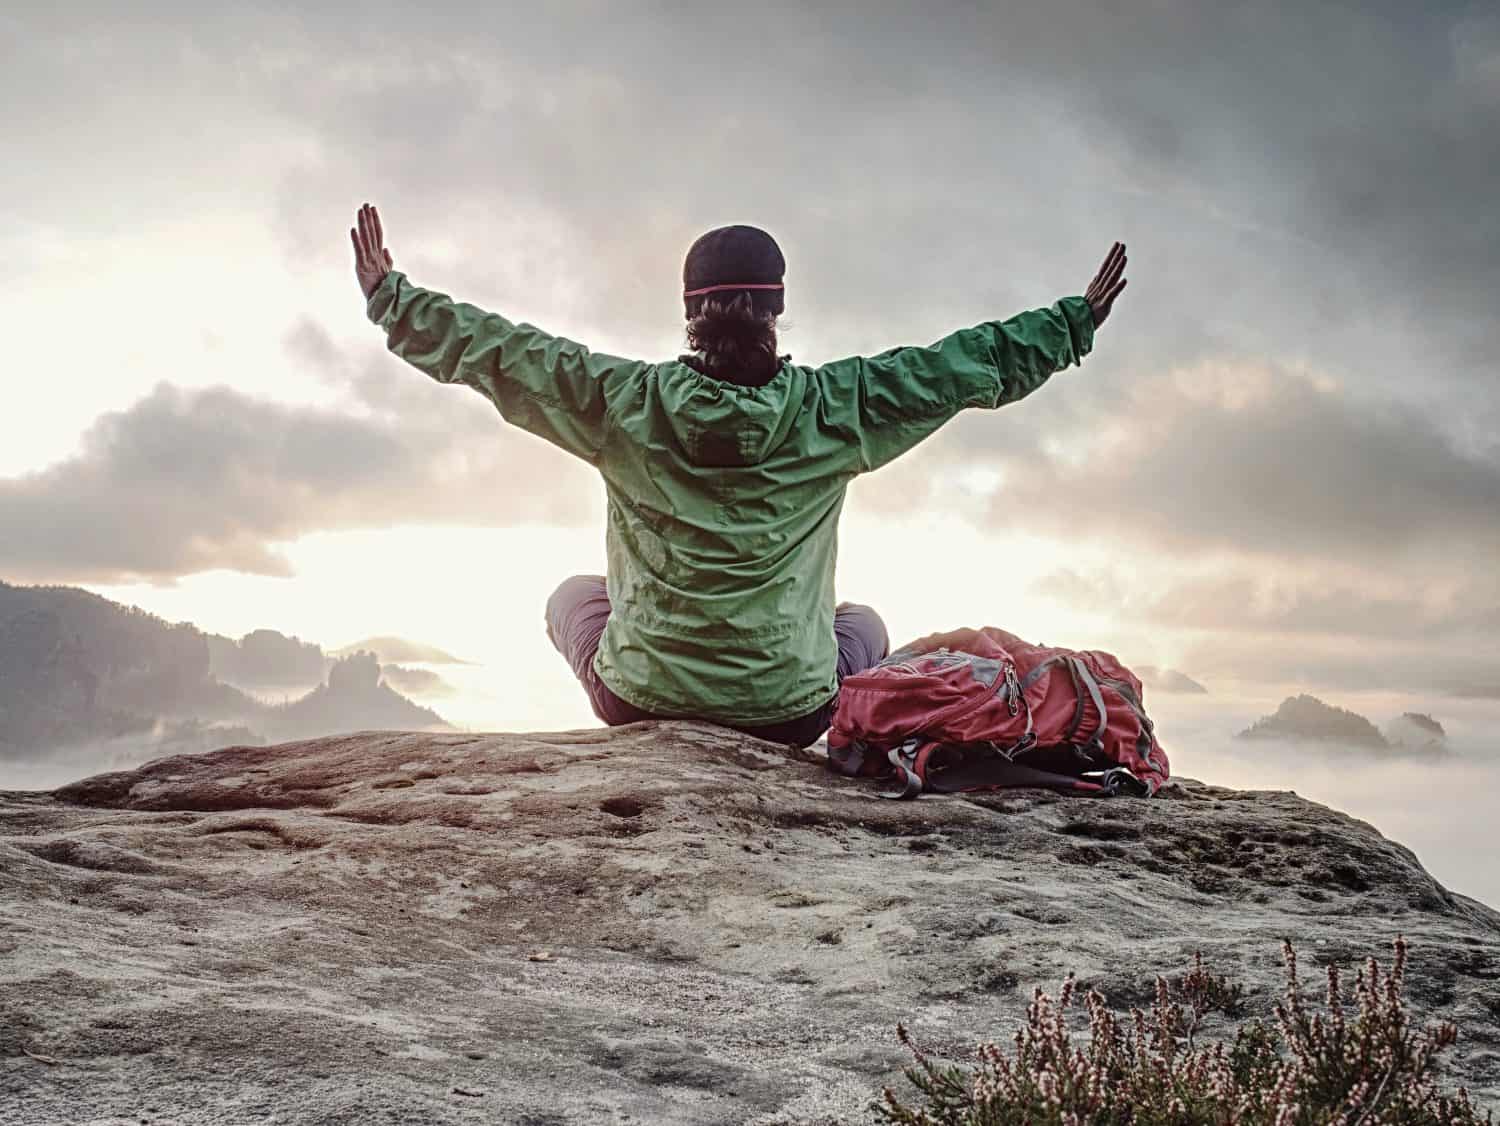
left=0, top=581, right=449, bottom=760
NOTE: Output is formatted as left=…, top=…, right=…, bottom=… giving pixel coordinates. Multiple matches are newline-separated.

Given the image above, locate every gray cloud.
left=1029, top=554, right=1500, bottom=698
left=979, top=365, right=1500, bottom=566
left=1172, top=629, right=1500, bottom=702
left=0, top=341, right=596, bottom=583
left=844, top=355, right=1500, bottom=601
left=265, top=1, right=1499, bottom=406
left=6, top=1, right=1498, bottom=623
left=14, top=2, right=1492, bottom=398
left=1033, top=568, right=1500, bottom=645
left=988, top=360, right=1500, bottom=689
left=1033, top=568, right=1500, bottom=700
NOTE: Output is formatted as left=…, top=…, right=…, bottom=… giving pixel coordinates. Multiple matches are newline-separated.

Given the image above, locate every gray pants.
left=544, top=574, right=889, bottom=748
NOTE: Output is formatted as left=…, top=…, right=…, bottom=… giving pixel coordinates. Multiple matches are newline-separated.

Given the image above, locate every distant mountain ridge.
left=1238, top=694, right=1448, bottom=753
left=1136, top=666, right=1209, bottom=695
left=331, top=637, right=471, bottom=665
left=1239, top=695, right=1386, bottom=747
left=0, top=580, right=451, bottom=764
left=1385, top=711, right=1448, bottom=751
left=205, top=628, right=326, bottom=691
left=379, top=664, right=458, bottom=698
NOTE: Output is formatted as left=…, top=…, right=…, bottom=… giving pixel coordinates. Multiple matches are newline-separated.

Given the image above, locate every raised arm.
left=812, top=243, right=1127, bottom=474
left=351, top=204, right=649, bottom=464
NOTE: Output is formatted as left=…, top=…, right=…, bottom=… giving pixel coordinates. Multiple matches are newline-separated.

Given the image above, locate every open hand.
left=1084, top=242, right=1128, bottom=327
left=351, top=203, right=394, bottom=299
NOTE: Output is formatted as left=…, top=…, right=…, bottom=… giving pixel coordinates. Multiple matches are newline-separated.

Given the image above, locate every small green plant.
left=876, top=938, right=1490, bottom=1125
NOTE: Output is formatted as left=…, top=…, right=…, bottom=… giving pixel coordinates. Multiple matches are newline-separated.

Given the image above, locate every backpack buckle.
left=879, top=738, right=927, bottom=801
left=987, top=731, right=1037, bottom=761
left=1004, top=662, right=1022, bottom=717
left=1095, top=767, right=1148, bottom=798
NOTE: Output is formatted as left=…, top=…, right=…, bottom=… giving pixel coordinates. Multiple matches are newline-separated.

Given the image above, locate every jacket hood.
left=655, top=360, right=806, bottom=468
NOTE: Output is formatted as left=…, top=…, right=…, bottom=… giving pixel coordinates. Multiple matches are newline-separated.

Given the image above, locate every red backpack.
left=827, top=627, right=1169, bottom=799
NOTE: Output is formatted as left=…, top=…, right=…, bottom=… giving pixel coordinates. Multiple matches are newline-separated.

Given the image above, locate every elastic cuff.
left=365, top=269, right=405, bottom=326
left=1059, top=295, right=1096, bottom=363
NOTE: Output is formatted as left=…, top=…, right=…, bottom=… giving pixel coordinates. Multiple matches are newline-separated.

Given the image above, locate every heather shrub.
left=876, top=938, right=1490, bottom=1125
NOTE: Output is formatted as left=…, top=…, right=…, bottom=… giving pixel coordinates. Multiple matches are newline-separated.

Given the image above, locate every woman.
left=351, top=205, right=1127, bottom=747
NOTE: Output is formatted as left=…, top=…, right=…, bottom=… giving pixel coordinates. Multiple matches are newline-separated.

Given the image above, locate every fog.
left=1150, top=693, right=1500, bottom=911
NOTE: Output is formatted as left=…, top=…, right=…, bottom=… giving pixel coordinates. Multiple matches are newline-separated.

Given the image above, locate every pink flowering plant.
left=876, top=938, right=1490, bottom=1125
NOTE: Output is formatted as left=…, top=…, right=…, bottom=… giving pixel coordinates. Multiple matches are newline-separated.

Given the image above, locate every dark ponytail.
left=685, top=292, right=780, bottom=386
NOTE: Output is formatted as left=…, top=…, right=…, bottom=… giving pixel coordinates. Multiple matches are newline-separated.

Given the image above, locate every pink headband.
left=683, top=282, right=785, bottom=298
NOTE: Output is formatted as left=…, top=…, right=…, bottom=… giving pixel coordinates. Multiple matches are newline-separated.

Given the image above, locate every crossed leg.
left=544, top=574, right=888, bottom=747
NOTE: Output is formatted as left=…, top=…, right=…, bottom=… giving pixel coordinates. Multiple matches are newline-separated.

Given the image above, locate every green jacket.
left=367, top=271, right=1094, bottom=725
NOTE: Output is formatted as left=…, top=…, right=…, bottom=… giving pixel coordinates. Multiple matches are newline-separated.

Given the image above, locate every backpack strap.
left=1020, top=654, right=1067, bottom=691
left=1096, top=674, right=1168, bottom=781
left=1059, top=658, right=1088, bottom=745
left=1091, top=765, right=1150, bottom=797
left=895, top=742, right=1114, bottom=798
left=988, top=714, right=1036, bottom=761
left=1069, top=657, right=1110, bottom=753
left=879, top=738, right=928, bottom=800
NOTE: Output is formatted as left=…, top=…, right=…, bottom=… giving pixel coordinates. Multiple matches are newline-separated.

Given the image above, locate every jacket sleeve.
left=366, top=270, right=650, bottom=464
left=811, top=296, right=1095, bottom=474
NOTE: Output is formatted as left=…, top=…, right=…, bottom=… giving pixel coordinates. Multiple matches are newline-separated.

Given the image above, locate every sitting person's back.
left=350, top=205, right=1127, bottom=745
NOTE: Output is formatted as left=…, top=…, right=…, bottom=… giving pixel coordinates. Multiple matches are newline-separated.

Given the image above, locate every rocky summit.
left=2, top=724, right=1498, bottom=1124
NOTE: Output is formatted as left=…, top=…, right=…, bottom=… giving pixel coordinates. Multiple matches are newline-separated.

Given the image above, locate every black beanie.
left=682, top=225, right=786, bottom=318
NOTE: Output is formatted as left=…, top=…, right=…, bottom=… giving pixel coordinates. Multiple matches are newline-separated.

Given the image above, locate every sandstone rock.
left=2, top=723, right=1497, bottom=1124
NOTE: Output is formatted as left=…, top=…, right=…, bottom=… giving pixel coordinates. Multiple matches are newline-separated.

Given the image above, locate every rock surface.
left=2, top=723, right=1498, bottom=1124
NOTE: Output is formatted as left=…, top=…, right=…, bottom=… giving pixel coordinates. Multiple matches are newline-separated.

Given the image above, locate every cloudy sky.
left=5, top=0, right=1498, bottom=731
